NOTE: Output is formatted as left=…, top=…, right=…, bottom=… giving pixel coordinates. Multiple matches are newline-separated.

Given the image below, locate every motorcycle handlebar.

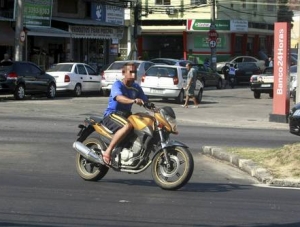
left=143, top=102, right=155, bottom=110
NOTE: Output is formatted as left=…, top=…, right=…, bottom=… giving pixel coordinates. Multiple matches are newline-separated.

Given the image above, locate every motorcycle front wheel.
left=151, top=146, right=194, bottom=190
left=75, top=137, right=109, bottom=181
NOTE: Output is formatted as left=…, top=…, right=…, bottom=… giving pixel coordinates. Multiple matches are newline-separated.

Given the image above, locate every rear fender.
left=77, top=124, right=95, bottom=142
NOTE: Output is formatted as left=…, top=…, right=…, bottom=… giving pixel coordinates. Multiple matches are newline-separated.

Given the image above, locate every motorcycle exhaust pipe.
left=73, top=141, right=103, bottom=164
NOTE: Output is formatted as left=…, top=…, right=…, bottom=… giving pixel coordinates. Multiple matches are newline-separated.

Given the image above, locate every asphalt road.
left=0, top=87, right=300, bottom=226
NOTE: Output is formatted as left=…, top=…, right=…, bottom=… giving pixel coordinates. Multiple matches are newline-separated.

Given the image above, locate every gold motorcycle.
left=73, top=102, right=194, bottom=190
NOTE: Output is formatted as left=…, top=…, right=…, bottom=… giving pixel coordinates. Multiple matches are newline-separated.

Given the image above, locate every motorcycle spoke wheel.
left=152, top=146, right=194, bottom=190
left=75, top=137, right=109, bottom=181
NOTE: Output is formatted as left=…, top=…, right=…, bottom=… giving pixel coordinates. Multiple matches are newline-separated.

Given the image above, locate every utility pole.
left=209, top=0, right=217, bottom=71
left=14, top=0, right=24, bottom=61
left=296, top=17, right=300, bottom=103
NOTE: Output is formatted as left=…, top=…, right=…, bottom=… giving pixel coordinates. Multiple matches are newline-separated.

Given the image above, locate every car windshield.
left=151, top=59, right=177, bottom=65
left=47, top=64, right=73, bottom=72
left=236, top=63, right=257, bottom=70
left=107, top=62, right=140, bottom=70
left=146, top=67, right=177, bottom=77
left=264, top=67, right=273, bottom=75
left=291, top=65, right=297, bottom=73
left=0, top=62, right=13, bottom=73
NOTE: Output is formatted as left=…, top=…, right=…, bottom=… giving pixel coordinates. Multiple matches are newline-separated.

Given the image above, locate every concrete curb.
left=201, top=146, right=300, bottom=188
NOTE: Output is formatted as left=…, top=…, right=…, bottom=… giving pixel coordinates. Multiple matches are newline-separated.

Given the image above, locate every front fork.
left=157, top=127, right=188, bottom=169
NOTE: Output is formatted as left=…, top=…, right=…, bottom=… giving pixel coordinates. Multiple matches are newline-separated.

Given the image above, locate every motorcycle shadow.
left=99, top=179, right=252, bottom=192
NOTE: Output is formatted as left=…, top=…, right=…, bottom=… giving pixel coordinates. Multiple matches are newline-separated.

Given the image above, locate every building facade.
left=0, top=0, right=280, bottom=69
left=0, top=0, right=128, bottom=71
left=137, top=0, right=277, bottom=63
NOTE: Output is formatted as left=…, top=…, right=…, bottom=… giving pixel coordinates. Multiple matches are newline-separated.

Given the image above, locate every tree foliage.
left=277, top=0, right=294, bottom=27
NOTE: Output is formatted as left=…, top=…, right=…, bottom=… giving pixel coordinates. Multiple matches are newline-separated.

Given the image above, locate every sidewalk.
left=169, top=90, right=300, bottom=188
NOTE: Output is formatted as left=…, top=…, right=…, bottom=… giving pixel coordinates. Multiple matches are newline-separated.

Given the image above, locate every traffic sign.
left=208, top=29, right=218, bottom=41
left=20, top=31, right=26, bottom=42
left=209, top=40, right=217, bottom=48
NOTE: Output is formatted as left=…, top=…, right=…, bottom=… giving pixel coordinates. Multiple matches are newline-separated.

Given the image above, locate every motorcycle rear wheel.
left=151, top=146, right=194, bottom=190
left=75, top=137, right=109, bottom=181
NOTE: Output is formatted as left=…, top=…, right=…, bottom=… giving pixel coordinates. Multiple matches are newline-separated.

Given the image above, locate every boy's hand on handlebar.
left=134, top=98, right=144, bottom=106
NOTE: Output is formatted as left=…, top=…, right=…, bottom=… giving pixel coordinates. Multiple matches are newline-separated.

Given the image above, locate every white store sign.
left=230, top=20, right=248, bottom=32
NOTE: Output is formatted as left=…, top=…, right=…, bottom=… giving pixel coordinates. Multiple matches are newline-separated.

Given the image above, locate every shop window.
left=191, top=0, right=207, bottom=4
left=85, top=2, right=91, bottom=17
left=241, top=0, right=246, bottom=8
left=156, top=0, right=171, bottom=5
left=266, top=0, right=276, bottom=11
left=252, top=0, right=257, bottom=10
left=58, top=0, right=78, bottom=14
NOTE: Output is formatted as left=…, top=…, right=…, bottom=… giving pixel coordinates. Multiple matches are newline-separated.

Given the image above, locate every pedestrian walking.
left=181, top=63, right=199, bottom=108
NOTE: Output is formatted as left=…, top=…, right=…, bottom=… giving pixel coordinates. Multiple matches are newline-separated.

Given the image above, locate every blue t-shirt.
left=104, top=80, right=148, bottom=116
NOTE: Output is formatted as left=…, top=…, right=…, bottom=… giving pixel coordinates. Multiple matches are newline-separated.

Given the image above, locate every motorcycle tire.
left=75, top=137, right=109, bottom=181
left=151, top=146, right=194, bottom=190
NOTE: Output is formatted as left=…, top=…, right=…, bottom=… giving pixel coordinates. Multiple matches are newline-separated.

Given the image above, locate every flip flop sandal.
left=102, top=153, right=112, bottom=167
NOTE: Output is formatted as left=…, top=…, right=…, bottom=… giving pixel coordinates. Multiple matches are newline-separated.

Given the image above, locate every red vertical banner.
left=270, top=22, right=290, bottom=123
left=183, top=31, right=187, bottom=60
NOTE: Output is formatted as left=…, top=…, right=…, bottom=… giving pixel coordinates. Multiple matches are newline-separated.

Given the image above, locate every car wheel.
left=73, top=84, right=82, bottom=97
left=176, top=90, right=184, bottom=104
left=46, top=83, right=56, bottom=99
left=197, top=88, right=203, bottom=103
left=14, top=84, right=25, bottom=100
left=254, top=91, right=261, bottom=99
left=216, top=79, right=222, bottom=89
left=269, top=93, right=273, bottom=99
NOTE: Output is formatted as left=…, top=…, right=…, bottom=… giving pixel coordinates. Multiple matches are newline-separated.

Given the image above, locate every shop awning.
left=26, top=27, right=71, bottom=38
left=140, top=25, right=186, bottom=34
left=52, top=17, right=123, bottom=27
left=0, top=22, right=15, bottom=46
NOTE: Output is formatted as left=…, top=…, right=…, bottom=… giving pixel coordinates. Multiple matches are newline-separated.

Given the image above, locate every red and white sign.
left=208, top=29, right=218, bottom=41
left=272, top=22, right=290, bottom=117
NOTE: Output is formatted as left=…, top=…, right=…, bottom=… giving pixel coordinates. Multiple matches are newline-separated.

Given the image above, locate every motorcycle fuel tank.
left=128, top=113, right=155, bottom=132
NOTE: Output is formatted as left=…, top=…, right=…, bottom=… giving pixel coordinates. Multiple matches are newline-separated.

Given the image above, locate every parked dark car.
left=0, top=61, right=56, bottom=100
left=229, top=62, right=262, bottom=84
left=150, top=58, right=194, bottom=67
left=289, top=102, right=300, bottom=136
left=192, top=63, right=223, bottom=89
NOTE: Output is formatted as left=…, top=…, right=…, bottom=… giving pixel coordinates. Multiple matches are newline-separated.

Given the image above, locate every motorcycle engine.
left=120, top=136, right=142, bottom=166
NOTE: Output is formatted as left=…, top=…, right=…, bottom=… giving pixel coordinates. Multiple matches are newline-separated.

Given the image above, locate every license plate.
left=261, top=84, right=271, bottom=87
left=151, top=88, right=163, bottom=94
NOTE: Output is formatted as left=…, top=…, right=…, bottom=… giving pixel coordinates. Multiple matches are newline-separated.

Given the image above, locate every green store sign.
left=24, top=0, right=53, bottom=27
left=188, top=19, right=230, bottom=31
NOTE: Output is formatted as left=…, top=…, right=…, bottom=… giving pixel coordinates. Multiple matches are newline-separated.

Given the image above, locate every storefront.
left=25, top=26, right=70, bottom=70
left=0, top=21, right=15, bottom=60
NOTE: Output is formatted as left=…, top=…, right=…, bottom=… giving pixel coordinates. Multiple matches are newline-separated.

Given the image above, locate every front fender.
left=163, top=140, right=189, bottom=149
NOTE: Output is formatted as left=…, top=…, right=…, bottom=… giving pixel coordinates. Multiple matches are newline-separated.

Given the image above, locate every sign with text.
left=230, top=20, right=248, bottom=32
left=24, top=0, right=53, bottom=27
left=272, top=22, right=290, bottom=119
left=91, top=3, right=124, bottom=25
left=187, top=19, right=230, bottom=31
left=69, top=26, right=124, bottom=39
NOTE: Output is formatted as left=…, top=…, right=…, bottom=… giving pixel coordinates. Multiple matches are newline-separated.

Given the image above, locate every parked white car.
left=101, top=60, right=154, bottom=96
left=141, top=65, right=204, bottom=104
left=46, top=63, right=102, bottom=96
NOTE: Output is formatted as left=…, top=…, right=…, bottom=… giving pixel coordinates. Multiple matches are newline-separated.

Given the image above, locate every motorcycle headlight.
left=159, top=107, right=178, bottom=133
